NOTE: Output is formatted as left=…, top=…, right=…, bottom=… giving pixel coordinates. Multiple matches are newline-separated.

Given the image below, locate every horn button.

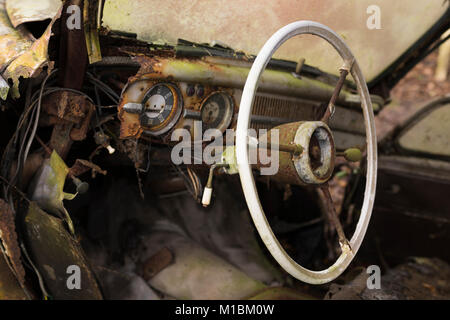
left=294, top=121, right=335, bottom=184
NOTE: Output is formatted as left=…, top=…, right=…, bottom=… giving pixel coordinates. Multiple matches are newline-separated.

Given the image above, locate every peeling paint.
left=2, top=17, right=54, bottom=98
left=6, top=0, right=61, bottom=28
left=0, top=0, right=33, bottom=71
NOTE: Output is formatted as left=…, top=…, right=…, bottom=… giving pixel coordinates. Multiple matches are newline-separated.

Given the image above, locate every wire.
left=0, top=69, right=123, bottom=299
left=7, top=85, right=95, bottom=178
left=4, top=68, right=117, bottom=195
left=21, top=88, right=95, bottom=168
left=86, top=72, right=120, bottom=104
left=22, top=70, right=57, bottom=168
left=10, top=103, right=37, bottom=186
left=41, top=87, right=95, bottom=103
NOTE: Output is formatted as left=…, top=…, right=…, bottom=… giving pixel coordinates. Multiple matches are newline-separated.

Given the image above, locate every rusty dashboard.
left=117, top=56, right=378, bottom=151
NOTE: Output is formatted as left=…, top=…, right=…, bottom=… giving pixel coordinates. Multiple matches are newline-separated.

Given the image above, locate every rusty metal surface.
left=42, top=91, right=95, bottom=158
left=118, top=65, right=225, bottom=138
left=23, top=202, right=102, bottom=299
left=0, top=199, right=26, bottom=289
left=260, top=122, right=304, bottom=185
left=294, top=122, right=335, bottom=184
left=139, top=247, right=174, bottom=281
left=45, top=1, right=91, bottom=158
left=83, top=0, right=102, bottom=64
left=70, top=102, right=95, bottom=141
left=258, top=121, right=335, bottom=186
left=2, top=7, right=61, bottom=98
left=69, top=159, right=107, bottom=177
left=118, top=55, right=362, bottom=139
left=5, top=0, right=61, bottom=28
left=102, top=0, right=448, bottom=81
left=0, top=250, right=27, bottom=300
left=131, top=56, right=353, bottom=104
left=321, top=69, right=348, bottom=123
left=320, top=184, right=348, bottom=247
left=43, top=91, right=92, bottom=123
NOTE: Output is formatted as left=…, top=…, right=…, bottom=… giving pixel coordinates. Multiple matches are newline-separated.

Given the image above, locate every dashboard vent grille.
left=250, top=93, right=324, bottom=131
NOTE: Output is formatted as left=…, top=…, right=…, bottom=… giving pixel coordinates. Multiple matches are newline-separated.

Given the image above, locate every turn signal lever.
left=336, top=148, right=362, bottom=162
left=201, top=142, right=362, bottom=207
left=201, top=163, right=229, bottom=207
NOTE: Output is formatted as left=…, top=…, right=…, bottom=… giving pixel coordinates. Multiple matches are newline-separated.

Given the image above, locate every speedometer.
left=139, top=83, right=183, bottom=135
left=200, top=92, right=234, bottom=133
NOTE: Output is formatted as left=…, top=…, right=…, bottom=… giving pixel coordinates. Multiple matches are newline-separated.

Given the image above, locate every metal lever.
left=336, top=148, right=362, bottom=162
left=258, top=142, right=304, bottom=156
left=202, top=163, right=229, bottom=207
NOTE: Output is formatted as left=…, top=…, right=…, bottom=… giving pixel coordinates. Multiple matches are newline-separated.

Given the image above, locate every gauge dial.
left=139, top=83, right=183, bottom=135
left=200, top=92, right=234, bottom=132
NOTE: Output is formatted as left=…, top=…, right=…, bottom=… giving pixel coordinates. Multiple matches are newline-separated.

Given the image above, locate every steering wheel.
left=236, top=21, right=377, bottom=284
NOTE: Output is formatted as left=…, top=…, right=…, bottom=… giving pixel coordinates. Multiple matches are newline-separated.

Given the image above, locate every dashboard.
left=118, top=80, right=237, bottom=140
left=117, top=58, right=373, bottom=151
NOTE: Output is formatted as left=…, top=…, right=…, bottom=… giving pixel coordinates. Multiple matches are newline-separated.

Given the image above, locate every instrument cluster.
left=118, top=80, right=237, bottom=139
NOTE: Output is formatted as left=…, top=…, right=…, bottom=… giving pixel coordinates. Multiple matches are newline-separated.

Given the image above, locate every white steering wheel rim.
left=236, top=21, right=377, bottom=284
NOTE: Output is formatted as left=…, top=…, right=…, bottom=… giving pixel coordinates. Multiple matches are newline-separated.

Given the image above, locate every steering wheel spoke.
left=319, top=184, right=350, bottom=249
left=321, top=68, right=349, bottom=123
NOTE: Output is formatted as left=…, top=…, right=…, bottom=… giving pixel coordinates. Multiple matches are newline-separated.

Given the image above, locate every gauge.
left=200, top=92, right=234, bottom=132
left=139, top=83, right=183, bottom=135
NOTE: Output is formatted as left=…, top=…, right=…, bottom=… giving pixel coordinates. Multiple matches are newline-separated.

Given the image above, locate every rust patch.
left=43, top=91, right=90, bottom=123
left=139, top=247, right=174, bottom=281
left=69, top=159, right=107, bottom=177
left=70, top=102, right=95, bottom=141
left=43, top=90, right=96, bottom=158
left=2, top=4, right=61, bottom=98
left=0, top=199, right=26, bottom=287
left=132, top=55, right=163, bottom=78
left=118, top=111, right=142, bottom=139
